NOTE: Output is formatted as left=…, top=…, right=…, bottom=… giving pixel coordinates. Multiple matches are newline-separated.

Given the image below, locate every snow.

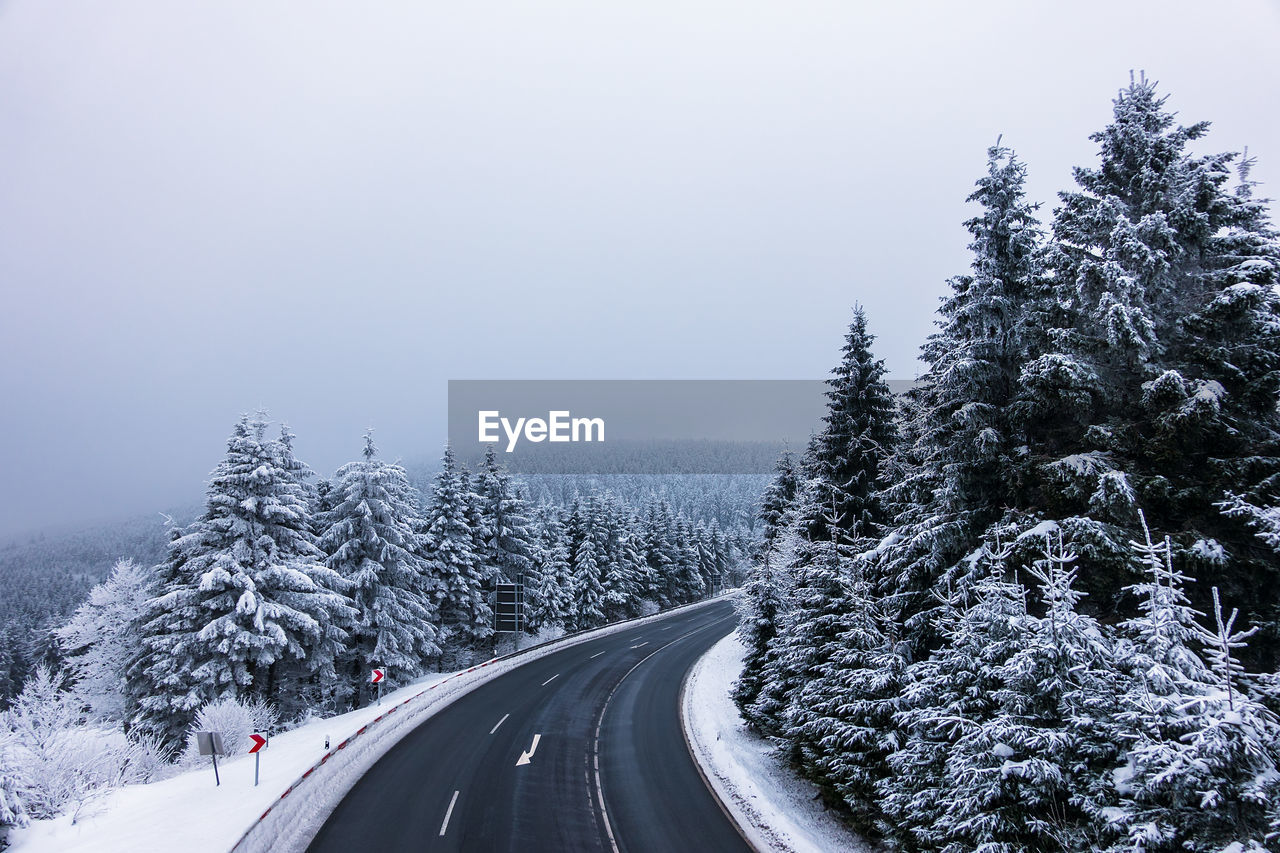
left=9, top=594, right=735, bottom=853
left=1051, top=452, right=1112, bottom=476
left=1195, top=380, right=1226, bottom=403
left=1192, top=538, right=1227, bottom=563
left=1017, top=519, right=1060, bottom=541
left=682, top=631, right=872, bottom=853
left=6, top=672, right=458, bottom=853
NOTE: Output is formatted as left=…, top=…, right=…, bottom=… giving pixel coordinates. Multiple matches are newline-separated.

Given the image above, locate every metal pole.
left=212, top=752, right=220, bottom=787
left=255, top=751, right=260, bottom=787
left=377, top=679, right=382, bottom=706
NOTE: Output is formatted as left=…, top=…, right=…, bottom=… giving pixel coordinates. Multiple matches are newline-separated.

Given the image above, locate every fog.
left=0, top=1, right=1276, bottom=537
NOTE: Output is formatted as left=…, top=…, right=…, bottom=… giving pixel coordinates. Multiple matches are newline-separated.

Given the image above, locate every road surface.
left=307, top=598, right=750, bottom=853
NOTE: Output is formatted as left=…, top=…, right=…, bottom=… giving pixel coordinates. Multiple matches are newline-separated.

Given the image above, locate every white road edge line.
left=590, top=610, right=737, bottom=853
left=542, top=674, right=559, bottom=686
left=439, top=790, right=459, bottom=837
left=590, top=650, right=607, bottom=659
left=489, top=713, right=510, bottom=735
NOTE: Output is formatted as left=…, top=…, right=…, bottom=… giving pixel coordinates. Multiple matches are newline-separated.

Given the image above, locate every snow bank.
left=681, top=631, right=873, bottom=853
left=7, top=673, right=452, bottom=853
left=9, top=594, right=733, bottom=853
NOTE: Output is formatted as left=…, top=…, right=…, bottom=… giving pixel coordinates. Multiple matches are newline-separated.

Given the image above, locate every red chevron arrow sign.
left=248, top=733, right=267, bottom=754
left=371, top=668, right=385, bottom=684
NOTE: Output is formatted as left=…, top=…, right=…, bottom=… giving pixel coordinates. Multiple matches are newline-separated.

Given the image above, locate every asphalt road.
left=306, top=598, right=751, bottom=853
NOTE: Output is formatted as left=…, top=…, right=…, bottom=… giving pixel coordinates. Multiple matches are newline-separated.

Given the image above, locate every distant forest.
left=0, top=459, right=766, bottom=708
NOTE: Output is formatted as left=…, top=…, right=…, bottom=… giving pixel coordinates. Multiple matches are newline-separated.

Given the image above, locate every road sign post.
left=196, top=731, right=225, bottom=786
left=371, top=668, right=385, bottom=705
left=249, top=733, right=267, bottom=786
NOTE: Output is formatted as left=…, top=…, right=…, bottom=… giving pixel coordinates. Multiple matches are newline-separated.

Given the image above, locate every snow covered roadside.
left=9, top=594, right=732, bottom=853
left=682, top=631, right=875, bottom=853
left=6, top=669, right=468, bottom=853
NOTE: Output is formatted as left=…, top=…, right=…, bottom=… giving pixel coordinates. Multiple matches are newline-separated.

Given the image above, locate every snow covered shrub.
left=1, top=666, right=169, bottom=823
left=181, top=696, right=278, bottom=765
left=0, top=735, right=29, bottom=836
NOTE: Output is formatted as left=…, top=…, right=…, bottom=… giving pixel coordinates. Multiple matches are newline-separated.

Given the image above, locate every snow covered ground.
left=8, top=595, right=732, bottom=853
left=683, top=631, right=875, bottom=853
left=6, top=668, right=472, bottom=853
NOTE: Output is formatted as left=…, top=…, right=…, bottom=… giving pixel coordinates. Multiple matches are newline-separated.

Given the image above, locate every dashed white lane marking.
left=489, top=713, right=510, bottom=735
left=542, top=674, right=559, bottom=686
left=590, top=650, right=608, bottom=659
left=439, top=790, right=459, bottom=836
left=630, top=642, right=648, bottom=649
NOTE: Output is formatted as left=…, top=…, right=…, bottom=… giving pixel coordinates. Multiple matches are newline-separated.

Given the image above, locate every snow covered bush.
left=1, top=666, right=170, bottom=824
left=181, top=696, right=278, bottom=765
left=0, top=735, right=28, bottom=837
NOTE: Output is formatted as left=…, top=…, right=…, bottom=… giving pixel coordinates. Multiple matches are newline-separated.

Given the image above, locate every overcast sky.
left=1, top=1, right=1278, bottom=538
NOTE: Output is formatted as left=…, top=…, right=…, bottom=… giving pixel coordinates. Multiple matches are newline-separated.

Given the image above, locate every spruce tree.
left=55, top=558, right=154, bottom=721
left=569, top=496, right=607, bottom=630
left=1018, top=74, right=1280, bottom=659
left=527, top=506, right=574, bottom=632
left=803, top=308, right=898, bottom=548
left=319, top=431, right=437, bottom=705
left=131, top=415, right=354, bottom=741
left=733, top=452, right=799, bottom=715
left=477, top=448, right=536, bottom=585
left=785, top=562, right=903, bottom=832
left=423, top=446, right=492, bottom=659
left=876, top=141, right=1045, bottom=651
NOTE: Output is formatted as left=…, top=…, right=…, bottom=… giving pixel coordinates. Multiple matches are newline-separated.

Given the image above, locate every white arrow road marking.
left=439, top=790, right=459, bottom=836
left=541, top=674, right=559, bottom=686
left=630, top=642, right=648, bottom=649
left=489, top=713, right=509, bottom=735
left=589, top=650, right=607, bottom=659
left=516, top=734, right=541, bottom=766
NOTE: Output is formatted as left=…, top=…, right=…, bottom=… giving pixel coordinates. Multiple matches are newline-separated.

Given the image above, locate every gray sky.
left=1, top=1, right=1278, bottom=538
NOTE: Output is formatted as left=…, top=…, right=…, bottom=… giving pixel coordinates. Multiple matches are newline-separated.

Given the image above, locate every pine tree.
left=748, top=503, right=849, bottom=740
left=804, top=308, right=899, bottom=547
left=568, top=497, right=607, bottom=630
left=131, top=415, right=353, bottom=742
left=319, top=431, right=437, bottom=705
left=477, top=448, right=537, bottom=585
left=1018, top=74, right=1280, bottom=660
left=876, top=142, right=1045, bottom=653
left=55, top=558, right=154, bottom=722
left=748, top=311, right=897, bottom=745
left=639, top=497, right=678, bottom=608
left=423, top=446, right=491, bottom=658
left=785, top=560, right=903, bottom=832
left=733, top=452, right=800, bottom=715
left=670, top=516, right=706, bottom=605
left=880, top=541, right=1035, bottom=849
left=527, top=506, right=574, bottom=632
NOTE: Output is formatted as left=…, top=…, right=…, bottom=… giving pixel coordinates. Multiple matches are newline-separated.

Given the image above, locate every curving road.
left=306, top=598, right=750, bottom=853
